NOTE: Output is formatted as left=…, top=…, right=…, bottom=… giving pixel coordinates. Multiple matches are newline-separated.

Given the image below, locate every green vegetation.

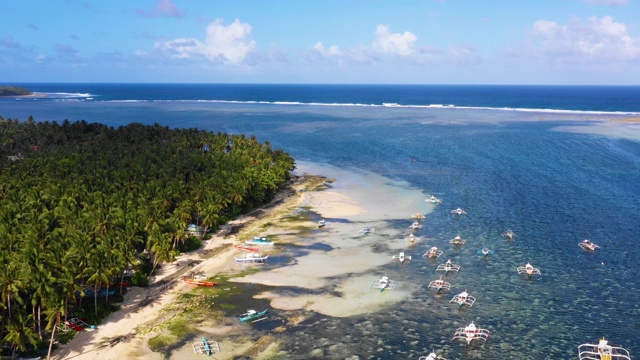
left=0, top=86, right=31, bottom=96
left=0, top=116, right=295, bottom=356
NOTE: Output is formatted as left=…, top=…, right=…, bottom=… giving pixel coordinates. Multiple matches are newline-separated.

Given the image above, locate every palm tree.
left=3, top=311, right=38, bottom=358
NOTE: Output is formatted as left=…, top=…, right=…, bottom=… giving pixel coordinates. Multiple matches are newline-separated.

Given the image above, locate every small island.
left=0, top=85, right=32, bottom=96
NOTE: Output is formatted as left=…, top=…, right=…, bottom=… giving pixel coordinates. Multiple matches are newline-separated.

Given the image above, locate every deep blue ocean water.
left=1, top=84, right=640, bottom=359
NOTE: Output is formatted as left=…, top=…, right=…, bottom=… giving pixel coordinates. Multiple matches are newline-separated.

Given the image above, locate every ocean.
left=1, top=84, right=640, bottom=359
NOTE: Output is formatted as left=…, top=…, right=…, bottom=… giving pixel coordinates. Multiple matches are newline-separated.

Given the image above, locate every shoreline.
left=53, top=164, right=431, bottom=359
left=52, top=173, right=332, bottom=359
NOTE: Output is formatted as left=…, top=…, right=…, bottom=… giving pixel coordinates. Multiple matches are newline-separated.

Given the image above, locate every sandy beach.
left=53, top=163, right=432, bottom=359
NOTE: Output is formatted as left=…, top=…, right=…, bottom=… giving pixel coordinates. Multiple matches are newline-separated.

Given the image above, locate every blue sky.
left=2, top=0, right=639, bottom=84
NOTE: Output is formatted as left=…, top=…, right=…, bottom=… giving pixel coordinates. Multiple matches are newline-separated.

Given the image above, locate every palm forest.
left=0, top=116, right=295, bottom=358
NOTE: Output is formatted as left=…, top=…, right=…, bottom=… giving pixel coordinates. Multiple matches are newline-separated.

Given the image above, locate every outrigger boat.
left=477, top=247, right=495, bottom=257
left=192, top=336, right=220, bottom=355
left=423, top=246, right=443, bottom=259
left=517, top=263, right=541, bottom=278
left=579, top=239, right=600, bottom=252
left=235, top=253, right=269, bottom=264
left=450, top=290, right=476, bottom=308
left=436, top=259, right=460, bottom=274
left=234, top=244, right=259, bottom=252
left=409, top=221, right=424, bottom=230
left=392, top=252, right=412, bottom=263
left=408, top=233, right=419, bottom=243
left=239, top=309, right=268, bottom=323
left=358, top=226, right=375, bottom=235
left=578, top=338, right=631, bottom=360
left=451, top=207, right=467, bottom=215
left=452, top=321, right=490, bottom=344
left=419, top=352, right=447, bottom=360
left=502, top=229, right=516, bottom=240
left=428, top=276, right=451, bottom=293
left=183, top=275, right=216, bottom=287
left=449, top=235, right=466, bottom=245
left=245, top=236, right=274, bottom=246
left=370, top=275, right=398, bottom=292
left=412, top=213, right=426, bottom=220
left=318, top=219, right=326, bottom=227
left=426, top=195, right=442, bottom=204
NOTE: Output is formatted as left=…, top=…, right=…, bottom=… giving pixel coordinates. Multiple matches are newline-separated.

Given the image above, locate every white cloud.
left=372, top=24, right=417, bottom=56
left=310, top=42, right=342, bottom=60
left=531, top=16, right=640, bottom=61
left=155, top=18, right=256, bottom=64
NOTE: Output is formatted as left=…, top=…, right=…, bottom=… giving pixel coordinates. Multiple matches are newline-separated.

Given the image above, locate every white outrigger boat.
left=452, top=321, right=490, bottom=344
left=579, top=239, right=600, bottom=251
left=235, top=253, right=269, bottom=264
left=318, top=219, right=326, bottom=227
left=245, top=236, right=274, bottom=246
left=428, top=276, right=451, bottom=293
left=451, top=207, right=467, bottom=215
left=358, top=226, right=375, bottom=235
left=517, top=262, right=541, bottom=278
left=426, top=195, right=442, bottom=204
left=477, top=247, right=495, bottom=257
left=409, top=221, right=424, bottom=230
left=449, top=235, right=466, bottom=245
left=423, top=246, right=444, bottom=259
left=450, top=290, right=476, bottom=308
left=419, top=351, right=447, bottom=360
left=408, top=233, right=420, bottom=243
left=578, top=338, right=631, bottom=360
left=392, top=252, right=412, bottom=263
left=436, top=259, right=460, bottom=273
left=502, top=229, right=516, bottom=240
left=370, top=275, right=398, bottom=292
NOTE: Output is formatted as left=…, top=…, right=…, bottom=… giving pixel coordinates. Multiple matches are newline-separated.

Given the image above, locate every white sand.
left=53, top=163, right=435, bottom=359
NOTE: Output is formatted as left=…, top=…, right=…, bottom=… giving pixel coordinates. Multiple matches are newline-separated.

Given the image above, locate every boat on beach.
left=235, top=253, right=269, bottom=264
left=183, top=275, right=216, bottom=287
left=234, top=244, right=260, bottom=252
left=239, top=309, right=268, bottom=323
left=245, top=236, right=274, bottom=246
left=192, top=336, right=220, bottom=355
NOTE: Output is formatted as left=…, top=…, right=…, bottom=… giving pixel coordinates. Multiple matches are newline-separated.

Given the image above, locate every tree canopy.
left=0, top=86, right=32, bottom=96
left=0, top=116, right=295, bottom=355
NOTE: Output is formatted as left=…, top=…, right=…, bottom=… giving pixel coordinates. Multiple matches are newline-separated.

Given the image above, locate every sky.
left=1, top=0, right=640, bottom=85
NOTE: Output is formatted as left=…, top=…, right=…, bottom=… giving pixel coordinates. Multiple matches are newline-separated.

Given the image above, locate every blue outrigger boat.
left=245, top=236, right=274, bottom=246
left=239, top=309, right=268, bottom=322
left=192, top=336, right=220, bottom=355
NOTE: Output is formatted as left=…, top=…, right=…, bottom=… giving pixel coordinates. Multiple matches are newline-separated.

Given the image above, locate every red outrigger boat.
left=234, top=244, right=260, bottom=252
left=183, top=275, right=216, bottom=287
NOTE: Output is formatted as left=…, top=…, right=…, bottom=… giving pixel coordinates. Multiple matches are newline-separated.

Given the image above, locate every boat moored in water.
left=517, top=263, right=541, bottom=278
left=578, top=338, right=631, bottom=360
left=452, top=321, right=490, bottom=344
left=579, top=239, right=600, bottom=251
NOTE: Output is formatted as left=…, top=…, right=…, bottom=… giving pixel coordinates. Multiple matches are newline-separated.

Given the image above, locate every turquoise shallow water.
left=1, top=84, right=639, bottom=359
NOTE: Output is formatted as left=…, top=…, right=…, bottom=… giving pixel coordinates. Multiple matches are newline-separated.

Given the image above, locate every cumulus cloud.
left=372, top=24, right=417, bottom=56
left=137, top=0, right=184, bottom=18
left=310, top=42, right=342, bottom=60
left=155, top=18, right=256, bottom=64
left=531, top=16, right=640, bottom=61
